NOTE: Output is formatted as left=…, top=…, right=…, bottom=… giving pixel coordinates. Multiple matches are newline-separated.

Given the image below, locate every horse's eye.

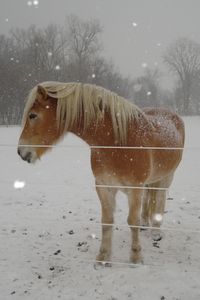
left=29, top=113, right=38, bottom=120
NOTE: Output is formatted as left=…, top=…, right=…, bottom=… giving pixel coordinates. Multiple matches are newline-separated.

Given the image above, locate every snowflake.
left=55, top=65, right=61, bottom=71
left=14, top=180, right=26, bottom=189
left=154, top=214, right=163, bottom=222
left=33, top=0, right=39, bottom=6
left=146, top=91, right=152, bottom=96
left=92, top=73, right=96, bottom=78
left=132, top=22, right=138, bottom=27
left=90, top=233, right=96, bottom=239
left=142, top=62, right=148, bottom=68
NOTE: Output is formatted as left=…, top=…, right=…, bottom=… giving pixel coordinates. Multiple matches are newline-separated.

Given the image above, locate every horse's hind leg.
left=127, top=189, right=143, bottom=264
left=95, top=185, right=116, bottom=263
left=141, top=186, right=151, bottom=228
left=149, top=174, right=174, bottom=241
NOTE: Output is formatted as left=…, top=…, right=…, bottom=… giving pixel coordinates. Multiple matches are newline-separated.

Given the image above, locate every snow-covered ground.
left=0, top=117, right=200, bottom=300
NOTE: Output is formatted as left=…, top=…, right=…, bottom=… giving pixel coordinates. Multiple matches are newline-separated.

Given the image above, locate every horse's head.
left=18, top=85, right=59, bottom=163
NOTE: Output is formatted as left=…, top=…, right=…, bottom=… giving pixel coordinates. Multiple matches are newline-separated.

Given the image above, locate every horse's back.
left=143, top=107, right=185, bottom=147
left=143, top=108, right=185, bottom=146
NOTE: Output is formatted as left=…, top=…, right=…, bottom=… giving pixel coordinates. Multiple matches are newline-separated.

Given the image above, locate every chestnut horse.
left=18, top=82, right=185, bottom=264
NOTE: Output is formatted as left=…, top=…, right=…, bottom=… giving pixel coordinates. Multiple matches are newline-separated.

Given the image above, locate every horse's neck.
left=69, top=113, right=117, bottom=146
left=68, top=112, right=148, bottom=146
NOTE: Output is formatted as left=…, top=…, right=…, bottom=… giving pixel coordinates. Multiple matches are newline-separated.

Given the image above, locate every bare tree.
left=133, top=68, right=161, bottom=108
left=164, top=38, right=200, bottom=114
left=92, top=58, right=133, bottom=98
left=0, top=34, right=24, bottom=124
left=65, top=15, right=102, bottom=82
left=11, top=24, right=68, bottom=81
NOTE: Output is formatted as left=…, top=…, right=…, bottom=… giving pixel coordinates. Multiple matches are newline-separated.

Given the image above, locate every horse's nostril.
left=17, top=148, right=21, bottom=156
left=25, top=152, right=32, bottom=162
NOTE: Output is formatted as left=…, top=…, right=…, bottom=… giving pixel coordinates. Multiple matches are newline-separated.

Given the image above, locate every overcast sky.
left=1, top=0, right=200, bottom=89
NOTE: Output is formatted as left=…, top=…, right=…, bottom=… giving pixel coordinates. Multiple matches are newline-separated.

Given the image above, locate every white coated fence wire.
left=69, top=258, right=200, bottom=271
left=1, top=219, right=199, bottom=234
left=1, top=143, right=199, bottom=150
left=95, top=184, right=168, bottom=191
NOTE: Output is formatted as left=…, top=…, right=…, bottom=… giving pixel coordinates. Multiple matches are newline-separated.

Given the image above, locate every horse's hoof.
left=129, top=261, right=143, bottom=268
left=94, top=261, right=112, bottom=269
left=95, top=252, right=112, bottom=268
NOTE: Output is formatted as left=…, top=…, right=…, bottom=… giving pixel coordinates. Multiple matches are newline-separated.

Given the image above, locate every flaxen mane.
left=23, top=82, right=145, bottom=144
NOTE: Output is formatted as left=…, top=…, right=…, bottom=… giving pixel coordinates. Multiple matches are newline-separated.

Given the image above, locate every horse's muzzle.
left=17, top=147, right=34, bottom=163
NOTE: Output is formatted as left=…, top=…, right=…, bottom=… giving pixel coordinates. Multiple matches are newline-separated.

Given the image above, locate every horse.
left=17, top=82, right=185, bottom=264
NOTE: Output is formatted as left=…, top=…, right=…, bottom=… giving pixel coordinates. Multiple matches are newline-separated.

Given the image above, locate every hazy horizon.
left=1, top=0, right=200, bottom=89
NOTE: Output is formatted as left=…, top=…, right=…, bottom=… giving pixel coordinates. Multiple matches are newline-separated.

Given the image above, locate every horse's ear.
left=37, top=85, right=47, bottom=102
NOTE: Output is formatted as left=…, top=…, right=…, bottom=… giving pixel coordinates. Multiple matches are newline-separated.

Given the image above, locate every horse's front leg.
left=127, top=189, right=143, bottom=264
left=95, top=185, right=116, bottom=263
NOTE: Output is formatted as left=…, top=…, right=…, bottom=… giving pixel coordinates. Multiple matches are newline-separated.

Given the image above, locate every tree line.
left=1, top=15, right=200, bottom=124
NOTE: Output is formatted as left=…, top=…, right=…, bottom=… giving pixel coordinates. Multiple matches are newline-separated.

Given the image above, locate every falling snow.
left=154, top=213, right=163, bottom=223
left=141, top=62, right=147, bottom=68
left=89, top=233, right=96, bottom=239
left=55, top=65, right=61, bottom=71
left=13, top=180, right=26, bottom=189
left=132, top=22, right=138, bottom=27
left=27, top=0, right=39, bottom=6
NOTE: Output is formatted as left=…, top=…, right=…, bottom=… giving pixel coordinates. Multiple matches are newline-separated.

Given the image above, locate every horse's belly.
left=95, top=172, right=141, bottom=196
